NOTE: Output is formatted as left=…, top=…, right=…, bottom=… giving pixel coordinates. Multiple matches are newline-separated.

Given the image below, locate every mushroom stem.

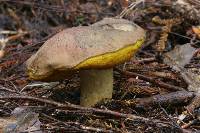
left=80, top=68, right=113, bottom=107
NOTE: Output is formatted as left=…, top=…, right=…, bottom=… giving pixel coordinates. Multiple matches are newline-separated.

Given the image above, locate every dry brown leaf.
left=192, top=26, right=200, bottom=39
left=163, top=44, right=200, bottom=92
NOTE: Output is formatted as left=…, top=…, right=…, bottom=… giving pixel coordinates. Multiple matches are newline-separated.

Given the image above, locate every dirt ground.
left=0, top=0, right=200, bottom=132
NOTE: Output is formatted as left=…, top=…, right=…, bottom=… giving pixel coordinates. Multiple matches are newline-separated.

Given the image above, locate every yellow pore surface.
left=74, top=39, right=144, bottom=70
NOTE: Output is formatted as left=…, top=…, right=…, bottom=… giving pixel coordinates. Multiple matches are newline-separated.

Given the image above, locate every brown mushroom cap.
left=26, top=18, right=145, bottom=81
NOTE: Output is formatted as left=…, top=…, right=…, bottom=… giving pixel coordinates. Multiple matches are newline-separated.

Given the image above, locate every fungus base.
left=80, top=69, right=113, bottom=107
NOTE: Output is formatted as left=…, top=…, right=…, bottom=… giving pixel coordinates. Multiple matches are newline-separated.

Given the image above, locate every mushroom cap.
left=26, top=18, right=145, bottom=81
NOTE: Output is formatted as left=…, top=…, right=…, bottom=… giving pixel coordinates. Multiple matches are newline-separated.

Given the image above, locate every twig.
left=20, top=82, right=59, bottom=92
left=169, top=32, right=200, bottom=44
left=119, top=69, right=185, bottom=91
left=135, top=57, right=156, bottom=63
left=0, top=95, right=150, bottom=122
left=186, top=93, right=200, bottom=113
left=0, top=30, right=28, bottom=50
left=41, top=113, right=83, bottom=132
left=159, top=104, right=181, bottom=128
left=126, top=91, right=195, bottom=109
left=0, top=30, right=18, bottom=34
left=117, top=0, right=145, bottom=18
left=0, top=85, right=19, bottom=93
left=0, top=94, right=185, bottom=130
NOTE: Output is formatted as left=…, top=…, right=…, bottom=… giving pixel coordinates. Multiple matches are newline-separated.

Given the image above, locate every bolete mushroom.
left=26, top=18, right=145, bottom=107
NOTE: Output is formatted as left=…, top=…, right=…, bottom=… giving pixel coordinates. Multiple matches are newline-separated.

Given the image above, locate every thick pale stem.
left=80, top=68, right=113, bottom=107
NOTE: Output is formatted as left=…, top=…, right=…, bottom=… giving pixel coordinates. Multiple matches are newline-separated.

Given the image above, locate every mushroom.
left=26, top=18, right=146, bottom=107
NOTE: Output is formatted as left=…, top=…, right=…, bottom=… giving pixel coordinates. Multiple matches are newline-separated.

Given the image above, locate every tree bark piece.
left=134, top=91, right=195, bottom=109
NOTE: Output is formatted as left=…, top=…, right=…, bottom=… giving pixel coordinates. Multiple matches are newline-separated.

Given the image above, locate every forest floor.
left=0, top=0, right=200, bottom=132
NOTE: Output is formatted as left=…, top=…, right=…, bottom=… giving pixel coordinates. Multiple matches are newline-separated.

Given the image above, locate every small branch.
left=135, top=57, right=156, bottom=63
left=0, top=30, right=18, bottom=34
left=0, top=94, right=186, bottom=129
left=186, top=93, right=200, bottom=113
left=120, top=70, right=185, bottom=91
left=136, top=91, right=194, bottom=108
left=0, top=95, right=149, bottom=122
left=159, top=104, right=181, bottom=128
left=0, top=85, right=19, bottom=94
left=125, top=91, right=195, bottom=109
left=117, top=0, right=145, bottom=18
left=41, top=113, right=83, bottom=132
